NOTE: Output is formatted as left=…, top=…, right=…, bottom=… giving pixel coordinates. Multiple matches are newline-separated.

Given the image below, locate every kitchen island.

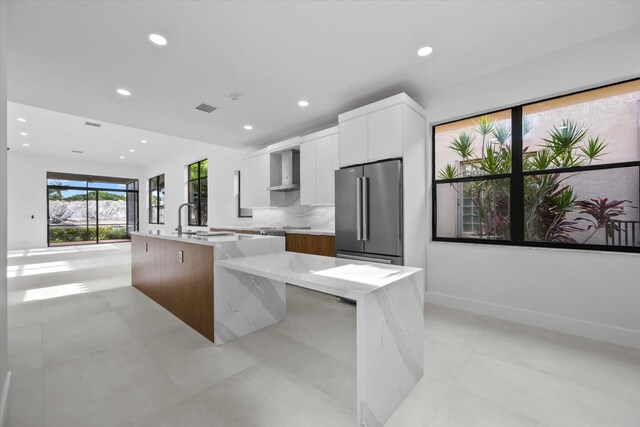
left=131, top=230, right=424, bottom=427
left=217, top=252, right=424, bottom=427
left=130, top=231, right=285, bottom=341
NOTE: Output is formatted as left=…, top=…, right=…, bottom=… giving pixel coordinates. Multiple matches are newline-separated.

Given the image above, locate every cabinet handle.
left=145, top=242, right=148, bottom=252
left=178, top=250, right=184, bottom=263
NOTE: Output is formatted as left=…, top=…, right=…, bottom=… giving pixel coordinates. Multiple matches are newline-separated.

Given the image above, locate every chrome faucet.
left=176, top=202, right=195, bottom=235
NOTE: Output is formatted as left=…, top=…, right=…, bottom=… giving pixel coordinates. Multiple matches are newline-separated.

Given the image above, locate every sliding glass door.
left=47, top=173, right=139, bottom=246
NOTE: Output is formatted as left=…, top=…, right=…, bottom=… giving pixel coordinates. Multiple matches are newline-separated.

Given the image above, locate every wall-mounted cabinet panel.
left=315, top=134, right=339, bottom=204
left=300, top=130, right=338, bottom=205
left=300, top=141, right=317, bottom=205
left=240, top=153, right=271, bottom=208
left=339, top=115, right=368, bottom=167
left=368, top=104, right=403, bottom=161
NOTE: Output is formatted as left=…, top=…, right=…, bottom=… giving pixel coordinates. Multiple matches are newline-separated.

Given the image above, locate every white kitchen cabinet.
left=300, top=128, right=339, bottom=205
left=338, top=115, right=368, bottom=167
left=315, top=134, right=338, bottom=204
left=338, top=93, right=425, bottom=167
left=368, top=104, right=403, bottom=161
left=240, top=153, right=271, bottom=208
left=300, top=141, right=316, bottom=205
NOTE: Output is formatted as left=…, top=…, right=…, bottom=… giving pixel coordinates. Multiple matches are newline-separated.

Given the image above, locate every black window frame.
left=234, top=170, right=252, bottom=218
left=187, top=159, right=208, bottom=227
left=46, top=172, right=139, bottom=247
left=432, top=77, right=640, bottom=254
left=148, top=174, right=165, bottom=225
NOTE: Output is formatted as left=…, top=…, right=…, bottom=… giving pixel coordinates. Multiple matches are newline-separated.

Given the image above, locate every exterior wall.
left=7, top=152, right=142, bottom=250
left=425, top=24, right=640, bottom=349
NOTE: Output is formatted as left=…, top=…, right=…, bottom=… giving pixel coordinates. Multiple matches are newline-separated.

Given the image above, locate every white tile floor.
left=6, top=243, right=640, bottom=427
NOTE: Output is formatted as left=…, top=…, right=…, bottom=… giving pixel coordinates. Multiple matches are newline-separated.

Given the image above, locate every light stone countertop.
left=130, top=230, right=280, bottom=247
left=216, top=251, right=421, bottom=301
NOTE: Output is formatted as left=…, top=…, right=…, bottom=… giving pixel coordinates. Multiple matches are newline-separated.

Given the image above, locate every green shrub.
left=49, top=226, right=128, bottom=243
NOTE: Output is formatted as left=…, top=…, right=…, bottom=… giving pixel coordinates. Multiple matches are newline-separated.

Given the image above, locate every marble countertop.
left=130, top=230, right=281, bottom=247
left=216, top=251, right=421, bottom=300
left=209, top=226, right=335, bottom=236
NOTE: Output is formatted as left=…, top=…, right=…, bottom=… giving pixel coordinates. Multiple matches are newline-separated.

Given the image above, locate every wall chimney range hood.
left=268, top=149, right=300, bottom=192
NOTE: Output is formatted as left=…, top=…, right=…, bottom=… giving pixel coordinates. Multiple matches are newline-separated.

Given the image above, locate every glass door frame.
left=47, top=181, right=139, bottom=247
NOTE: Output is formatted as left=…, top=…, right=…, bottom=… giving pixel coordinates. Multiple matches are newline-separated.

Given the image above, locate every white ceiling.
left=7, top=1, right=640, bottom=152
left=7, top=102, right=204, bottom=166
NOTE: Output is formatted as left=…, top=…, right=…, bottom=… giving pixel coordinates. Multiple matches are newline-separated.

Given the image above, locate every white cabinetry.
left=368, top=104, right=403, bottom=161
left=240, top=153, right=270, bottom=208
left=338, top=94, right=421, bottom=167
left=338, top=115, right=368, bottom=167
left=300, top=127, right=339, bottom=206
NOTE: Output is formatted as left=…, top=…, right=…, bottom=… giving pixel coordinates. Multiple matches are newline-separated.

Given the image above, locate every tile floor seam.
left=42, top=331, right=138, bottom=373
left=439, top=347, right=554, bottom=427
left=423, top=348, right=473, bottom=427
left=446, top=384, right=553, bottom=427
left=468, top=346, right=640, bottom=408
left=267, top=354, right=357, bottom=415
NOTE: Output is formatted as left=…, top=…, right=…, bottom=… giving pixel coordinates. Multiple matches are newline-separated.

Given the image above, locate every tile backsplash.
left=233, top=193, right=335, bottom=230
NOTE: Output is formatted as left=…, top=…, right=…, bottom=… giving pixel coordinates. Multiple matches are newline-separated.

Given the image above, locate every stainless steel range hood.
left=268, top=149, right=300, bottom=192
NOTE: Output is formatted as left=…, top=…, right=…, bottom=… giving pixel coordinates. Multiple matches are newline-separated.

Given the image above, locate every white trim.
left=299, top=126, right=338, bottom=143
left=0, top=371, right=11, bottom=427
left=339, top=92, right=426, bottom=122
left=426, top=291, right=640, bottom=350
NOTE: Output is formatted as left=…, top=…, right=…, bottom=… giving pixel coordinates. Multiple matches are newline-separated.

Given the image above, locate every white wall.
left=424, top=25, right=640, bottom=348
left=0, top=2, right=10, bottom=424
left=7, top=152, right=142, bottom=250
left=139, top=143, right=247, bottom=234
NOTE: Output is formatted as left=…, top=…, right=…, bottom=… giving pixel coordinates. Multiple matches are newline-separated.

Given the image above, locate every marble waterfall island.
left=131, top=231, right=424, bottom=426
left=130, top=231, right=285, bottom=342
left=216, top=252, right=424, bottom=427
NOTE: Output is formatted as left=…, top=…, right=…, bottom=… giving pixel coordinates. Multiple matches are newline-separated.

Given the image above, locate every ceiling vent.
left=195, top=103, right=217, bottom=113
left=85, top=121, right=101, bottom=127
left=71, top=150, right=84, bottom=154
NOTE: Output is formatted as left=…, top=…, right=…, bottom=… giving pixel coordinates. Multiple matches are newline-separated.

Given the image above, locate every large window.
left=47, top=172, right=139, bottom=246
left=148, top=174, right=165, bottom=224
left=433, top=79, right=640, bottom=252
left=188, top=159, right=208, bottom=226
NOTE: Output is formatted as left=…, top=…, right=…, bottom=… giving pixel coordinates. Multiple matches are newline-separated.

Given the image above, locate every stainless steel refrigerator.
left=335, top=159, right=403, bottom=265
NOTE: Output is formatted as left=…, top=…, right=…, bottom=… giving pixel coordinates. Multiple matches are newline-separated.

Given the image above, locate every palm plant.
left=440, top=116, right=634, bottom=243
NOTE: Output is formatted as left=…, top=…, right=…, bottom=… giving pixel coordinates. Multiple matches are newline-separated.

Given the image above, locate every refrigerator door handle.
left=356, top=177, right=362, bottom=241
left=362, top=176, right=369, bottom=241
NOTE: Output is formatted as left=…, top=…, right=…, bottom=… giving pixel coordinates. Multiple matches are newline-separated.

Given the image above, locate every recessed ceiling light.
left=140, top=139, right=147, bottom=143
left=417, top=46, right=433, bottom=57
left=116, top=88, right=132, bottom=96
left=298, top=100, right=309, bottom=107
left=148, top=34, right=168, bottom=46
left=119, top=156, right=125, bottom=159
left=19, top=132, right=28, bottom=136
left=17, top=118, right=26, bottom=122
left=22, top=143, right=30, bottom=147
left=243, top=124, right=253, bottom=130
left=129, top=149, right=135, bottom=152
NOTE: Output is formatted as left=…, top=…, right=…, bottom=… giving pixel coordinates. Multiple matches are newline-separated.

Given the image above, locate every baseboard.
left=426, top=292, right=640, bottom=350
left=0, top=371, right=11, bottom=427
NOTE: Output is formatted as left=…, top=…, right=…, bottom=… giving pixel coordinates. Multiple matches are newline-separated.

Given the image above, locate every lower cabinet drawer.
left=285, top=233, right=335, bottom=257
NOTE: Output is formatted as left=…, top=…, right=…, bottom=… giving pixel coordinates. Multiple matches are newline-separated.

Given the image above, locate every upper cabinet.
left=338, top=93, right=424, bottom=167
left=368, top=104, right=403, bottom=161
left=300, top=127, right=339, bottom=206
left=240, top=152, right=270, bottom=208
left=338, top=116, right=368, bottom=167
left=240, top=137, right=300, bottom=209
